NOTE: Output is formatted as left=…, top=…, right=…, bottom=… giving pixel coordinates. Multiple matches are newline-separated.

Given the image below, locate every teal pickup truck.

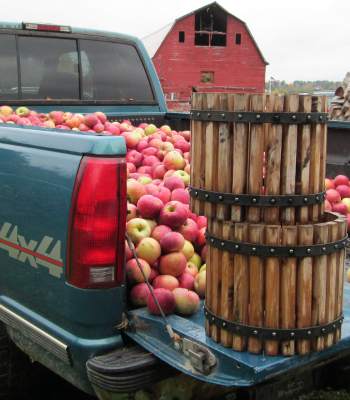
left=1, top=21, right=350, bottom=400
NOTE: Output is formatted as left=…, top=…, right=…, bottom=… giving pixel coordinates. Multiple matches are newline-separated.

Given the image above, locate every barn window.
left=165, top=92, right=179, bottom=101
left=179, top=31, right=185, bottom=43
left=195, top=5, right=227, bottom=47
left=236, top=33, right=241, bottom=45
left=201, top=71, right=214, bottom=84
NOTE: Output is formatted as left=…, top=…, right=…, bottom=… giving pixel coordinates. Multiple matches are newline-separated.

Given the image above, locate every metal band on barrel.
left=206, top=232, right=347, bottom=257
left=189, top=186, right=326, bottom=207
left=204, top=304, right=344, bottom=340
left=190, top=110, right=329, bottom=124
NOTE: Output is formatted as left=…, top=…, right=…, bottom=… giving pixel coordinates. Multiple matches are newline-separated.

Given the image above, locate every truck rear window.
left=0, top=34, right=155, bottom=102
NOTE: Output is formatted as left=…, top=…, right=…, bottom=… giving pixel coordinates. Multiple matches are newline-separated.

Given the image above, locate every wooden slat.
left=335, top=217, right=347, bottom=343
left=280, top=94, right=298, bottom=225
left=217, top=93, right=234, bottom=220
left=319, top=96, right=328, bottom=220
left=205, top=218, right=214, bottom=336
left=232, top=222, right=250, bottom=352
left=220, top=221, right=235, bottom=347
left=311, top=223, right=328, bottom=352
left=210, top=219, right=222, bottom=343
left=264, top=225, right=281, bottom=356
left=248, top=223, right=265, bottom=354
left=247, top=94, right=266, bottom=223
left=264, top=94, right=283, bottom=224
left=281, top=225, right=298, bottom=356
left=190, top=93, right=204, bottom=215
left=296, top=95, right=312, bottom=224
left=231, top=93, right=250, bottom=222
left=204, top=93, right=220, bottom=218
left=296, top=224, right=313, bottom=355
left=325, top=221, right=338, bottom=348
left=309, top=96, right=323, bottom=221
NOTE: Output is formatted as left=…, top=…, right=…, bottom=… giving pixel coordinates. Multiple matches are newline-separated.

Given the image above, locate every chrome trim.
left=0, top=305, right=72, bottom=366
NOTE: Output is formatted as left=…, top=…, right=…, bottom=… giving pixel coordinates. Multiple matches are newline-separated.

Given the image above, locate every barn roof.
left=142, top=1, right=268, bottom=64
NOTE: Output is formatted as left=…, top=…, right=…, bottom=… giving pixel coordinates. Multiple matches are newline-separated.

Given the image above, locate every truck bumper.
left=87, top=342, right=236, bottom=400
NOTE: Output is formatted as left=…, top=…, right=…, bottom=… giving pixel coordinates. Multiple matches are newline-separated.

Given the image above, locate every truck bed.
left=124, top=258, right=350, bottom=388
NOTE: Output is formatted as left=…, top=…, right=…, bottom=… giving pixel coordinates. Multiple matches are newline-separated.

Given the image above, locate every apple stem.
left=126, top=232, right=177, bottom=342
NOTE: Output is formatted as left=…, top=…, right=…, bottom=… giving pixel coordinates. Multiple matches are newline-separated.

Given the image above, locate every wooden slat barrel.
left=189, top=93, right=347, bottom=356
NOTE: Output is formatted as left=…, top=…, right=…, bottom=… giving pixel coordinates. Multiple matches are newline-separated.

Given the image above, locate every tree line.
left=265, top=80, right=340, bottom=94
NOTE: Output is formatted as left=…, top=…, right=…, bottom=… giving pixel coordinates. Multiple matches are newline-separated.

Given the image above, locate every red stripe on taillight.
left=67, top=156, right=127, bottom=289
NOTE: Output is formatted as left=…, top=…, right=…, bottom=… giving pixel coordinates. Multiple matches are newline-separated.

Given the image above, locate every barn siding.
left=150, top=11, right=266, bottom=111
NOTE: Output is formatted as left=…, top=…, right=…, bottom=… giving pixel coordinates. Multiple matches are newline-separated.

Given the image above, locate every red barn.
left=142, top=2, right=268, bottom=112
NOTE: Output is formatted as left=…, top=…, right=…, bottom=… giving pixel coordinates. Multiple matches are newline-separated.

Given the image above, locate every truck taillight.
left=67, top=156, right=127, bottom=289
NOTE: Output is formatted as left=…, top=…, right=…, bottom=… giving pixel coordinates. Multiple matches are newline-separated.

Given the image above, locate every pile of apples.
left=325, top=175, right=350, bottom=232
left=0, top=105, right=131, bottom=134
left=0, top=105, right=206, bottom=317
left=124, top=124, right=208, bottom=317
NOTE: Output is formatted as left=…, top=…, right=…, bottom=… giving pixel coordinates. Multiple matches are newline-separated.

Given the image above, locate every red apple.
left=126, top=258, right=151, bottom=285
left=177, top=272, right=195, bottom=291
left=180, top=131, right=191, bottom=141
left=159, top=201, right=188, bottom=229
left=325, top=178, right=336, bottom=190
left=148, top=139, right=162, bottom=150
left=173, top=288, right=199, bottom=315
left=174, top=139, right=190, bottom=153
left=153, top=164, right=167, bottom=180
left=127, top=180, right=147, bottom=205
left=126, top=150, right=143, bottom=167
left=106, top=124, right=121, bottom=135
left=172, top=170, right=190, bottom=187
left=158, top=252, right=187, bottom=277
left=151, top=187, right=172, bottom=205
left=157, top=142, right=174, bottom=160
left=125, top=240, right=133, bottom=261
left=195, top=227, right=207, bottom=249
left=185, top=262, right=199, bottom=278
left=151, top=225, right=172, bottom=243
left=196, top=216, right=207, bottom=230
left=135, top=237, right=161, bottom=265
left=160, top=232, right=185, bottom=253
left=137, top=194, right=164, bottom=219
left=163, top=151, right=186, bottom=171
left=334, top=175, right=350, bottom=187
left=176, top=218, right=198, bottom=242
left=129, top=283, right=151, bottom=307
left=94, top=111, right=107, bottom=124
left=164, top=176, right=185, bottom=191
left=126, top=203, right=138, bottom=222
left=144, top=183, right=159, bottom=195
left=326, top=189, right=341, bottom=205
left=160, top=125, right=172, bottom=137
left=336, top=185, right=350, bottom=199
left=153, top=275, right=179, bottom=292
left=142, top=156, right=160, bottom=167
left=324, top=199, right=332, bottom=211
left=66, top=116, right=81, bottom=129
left=147, top=288, right=176, bottom=315
left=332, top=203, right=348, bottom=216
left=127, top=163, right=137, bottom=173
left=17, top=118, right=31, bottom=125
left=171, top=188, right=190, bottom=204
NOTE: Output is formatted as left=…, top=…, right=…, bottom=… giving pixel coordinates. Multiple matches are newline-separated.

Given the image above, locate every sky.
left=4, top=0, right=349, bottom=84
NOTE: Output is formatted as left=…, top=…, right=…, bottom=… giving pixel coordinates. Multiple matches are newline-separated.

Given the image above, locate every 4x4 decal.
left=0, top=222, right=63, bottom=278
